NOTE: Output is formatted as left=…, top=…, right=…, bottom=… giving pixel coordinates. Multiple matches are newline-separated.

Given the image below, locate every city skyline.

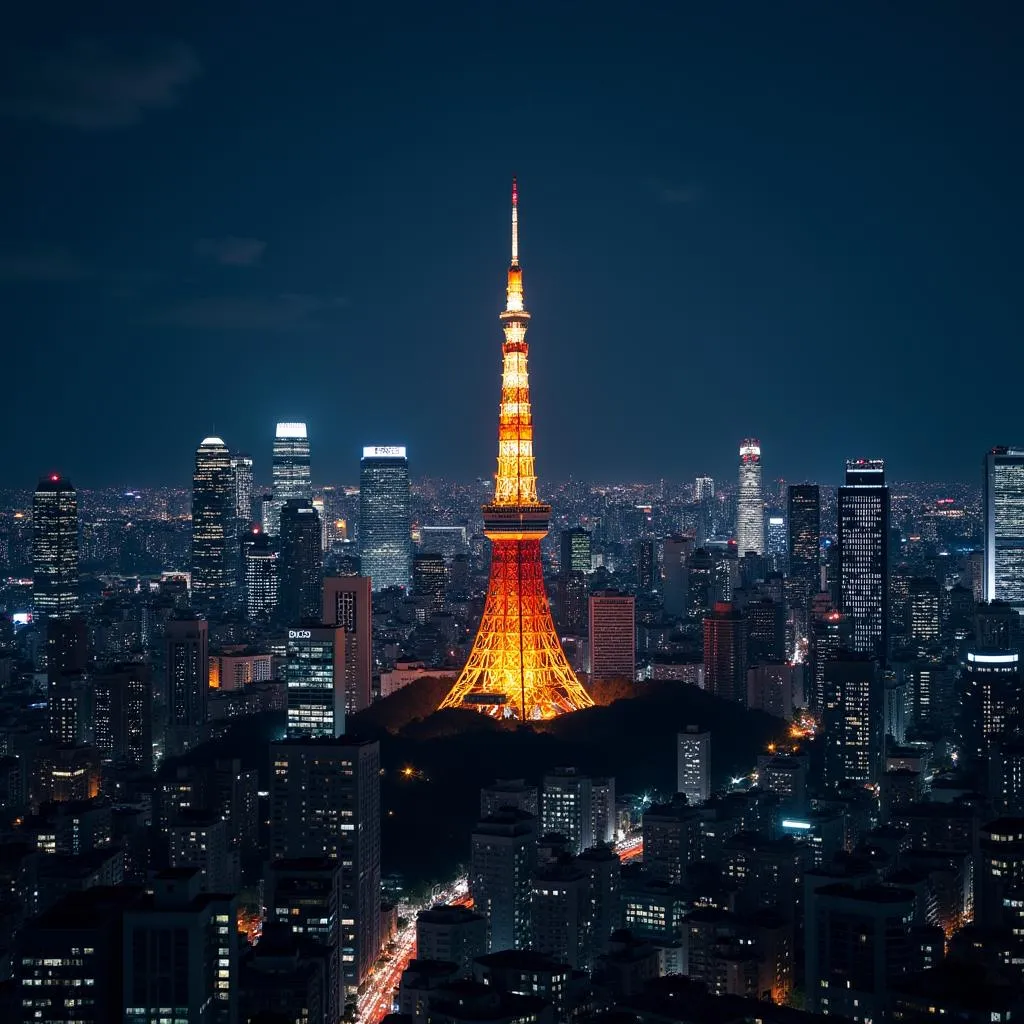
left=2, top=4, right=1021, bottom=486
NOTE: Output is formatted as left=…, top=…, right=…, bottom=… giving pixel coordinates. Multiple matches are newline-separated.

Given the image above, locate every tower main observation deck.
left=438, top=180, right=594, bottom=721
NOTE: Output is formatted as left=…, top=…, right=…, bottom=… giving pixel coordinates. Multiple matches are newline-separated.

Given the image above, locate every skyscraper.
left=359, top=446, right=412, bottom=591
left=438, top=180, right=593, bottom=720
left=32, top=473, right=79, bottom=619
left=736, top=440, right=764, bottom=556
left=270, top=737, right=381, bottom=998
left=242, top=525, right=279, bottom=621
left=230, top=452, right=254, bottom=526
left=191, top=437, right=237, bottom=615
left=322, top=576, right=372, bottom=713
left=278, top=499, right=323, bottom=624
left=636, top=538, right=656, bottom=591
left=560, top=527, right=592, bottom=575
left=983, top=447, right=1024, bottom=610
left=662, top=534, right=693, bottom=618
left=787, top=484, right=820, bottom=605
left=93, top=663, right=153, bottom=771
left=588, top=591, right=636, bottom=682
left=165, top=616, right=209, bottom=755
left=838, top=459, right=890, bottom=660
left=704, top=602, right=747, bottom=704
left=285, top=625, right=345, bottom=738
left=823, top=654, right=883, bottom=787
left=413, top=552, right=447, bottom=605
left=267, top=422, right=312, bottom=535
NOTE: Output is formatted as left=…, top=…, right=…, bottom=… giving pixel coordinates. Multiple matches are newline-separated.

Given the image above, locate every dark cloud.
left=2, top=37, right=201, bottom=130
left=195, top=237, right=267, bottom=267
left=151, top=293, right=348, bottom=332
left=0, top=248, right=89, bottom=282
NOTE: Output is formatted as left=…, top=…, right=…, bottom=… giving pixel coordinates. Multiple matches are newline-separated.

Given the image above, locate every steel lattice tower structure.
left=439, top=180, right=594, bottom=720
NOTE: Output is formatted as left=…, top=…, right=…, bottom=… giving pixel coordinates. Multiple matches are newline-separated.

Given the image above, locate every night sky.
left=3, top=2, right=1021, bottom=489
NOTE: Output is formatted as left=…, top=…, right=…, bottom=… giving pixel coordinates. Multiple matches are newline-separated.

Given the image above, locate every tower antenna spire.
left=511, top=176, right=519, bottom=266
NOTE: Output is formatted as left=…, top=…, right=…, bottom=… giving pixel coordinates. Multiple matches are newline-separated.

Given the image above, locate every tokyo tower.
left=439, top=180, right=594, bottom=721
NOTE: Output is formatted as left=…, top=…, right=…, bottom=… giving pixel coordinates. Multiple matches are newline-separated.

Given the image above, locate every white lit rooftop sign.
left=966, top=652, right=1018, bottom=664
left=276, top=422, right=307, bottom=438
left=781, top=819, right=812, bottom=830
left=363, top=446, right=407, bottom=458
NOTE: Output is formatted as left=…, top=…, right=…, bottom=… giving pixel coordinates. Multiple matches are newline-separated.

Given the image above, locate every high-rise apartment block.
left=736, top=440, right=764, bottom=556
left=242, top=525, right=278, bottom=621
left=677, top=726, right=711, bottom=805
left=416, top=905, right=488, bottom=976
left=662, top=534, right=693, bottom=618
left=285, top=625, right=345, bottom=739
left=322, top=575, right=373, bottom=713
left=93, top=663, right=153, bottom=771
left=541, top=767, right=593, bottom=854
left=270, top=737, right=381, bottom=996
left=838, top=459, right=890, bottom=660
left=191, top=437, right=237, bottom=615
left=984, top=446, right=1024, bottom=610
left=230, top=452, right=253, bottom=527
left=470, top=807, right=538, bottom=952
left=359, top=446, right=412, bottom=590
left=823, top=654, right=883, bottom=787
left=588, top=591, right=636, bottom=682
left=33, top=473, right=80, bottom=619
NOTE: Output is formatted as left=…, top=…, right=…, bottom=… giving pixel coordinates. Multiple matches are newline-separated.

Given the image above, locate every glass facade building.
left=359, top=446, right=411, bottom=591
left=278, top=499, right=322, bottom=624
left=285, top=626, right=345, bottom=738
left=787, top=484, right=821, bottom=605
left=736, top=439, right=764, bottom=556
left=191, top=437, right=237, bottom=615
left=267, top=422, right=312, bottom=535
left=32, top=473, right=79, bottom=619
left=838, top=459, right=889, bottom=660
left=984, top=447, right=1024, bottom=610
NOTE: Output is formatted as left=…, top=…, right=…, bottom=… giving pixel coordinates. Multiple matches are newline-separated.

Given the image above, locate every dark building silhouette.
left=786, top=483, right=820, bottom=605
left=279, top=499, right=322, bottom=624
left=93, top=663, right=153, bottom=770
left=703, top=602, right=747, bottom=704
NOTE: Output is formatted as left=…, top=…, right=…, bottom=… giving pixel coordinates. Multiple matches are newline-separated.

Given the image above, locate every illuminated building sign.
left=363, top=446, right=407, bottom=458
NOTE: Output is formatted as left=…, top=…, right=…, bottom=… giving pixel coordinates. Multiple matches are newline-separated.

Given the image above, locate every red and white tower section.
left=439, top=181, right=594, bottom=720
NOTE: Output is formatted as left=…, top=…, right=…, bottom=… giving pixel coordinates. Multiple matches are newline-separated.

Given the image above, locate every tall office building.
left=959, top=649, right=1021, bottom=758
left=694, top=476, right=715, bottom=502
left=983, top=447, right=1024, bottom=609
left=809, top=610, right=851, bottom=714
left=736, top=440, right=764, bottom=556
left=588, top=591, right=636, bottom=682
left=285, top=625, right=345, bottom=739
left=838, top=459, right=890, bottom=660
left=677, top=726, right=711, bottom=805
left=704, top=602, right=747, bottom=704
left=662, top=534, right=693, bottom=618
left=264, top=422, right=313, bottom=536
left=270, top=737, right=381, bottom=996
left=636, top=538, right=656, bottom=591
left=560, top=528, right=592, bottom=575
left=230, top=452, right=254, bottom=525
left=93, top=663, right=153, bottom=771
left=787, top=484, right=820, bottom=605
left=470, top=807, right=538, bottom=951
left=191, top=437, right=237, bottom=615
left=32, top=473, right=79, bottom=619
left=242, top=525, right=279, bottom=621
left=907, top=577, right=941, bottom=654
left=165, top=616, right=209, bottom=755
left=279, top=499, right=323, bottom=624
left=413, top=552, right=448, bottom=605
left=359, top=446, right=411, bottom=590
left=322, top=576, right=373, bottom=713
left=823, top=654, right=883, bottom=787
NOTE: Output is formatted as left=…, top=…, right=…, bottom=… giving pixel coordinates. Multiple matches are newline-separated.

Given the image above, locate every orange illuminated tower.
left=439, top=180, right=594, bottom=720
